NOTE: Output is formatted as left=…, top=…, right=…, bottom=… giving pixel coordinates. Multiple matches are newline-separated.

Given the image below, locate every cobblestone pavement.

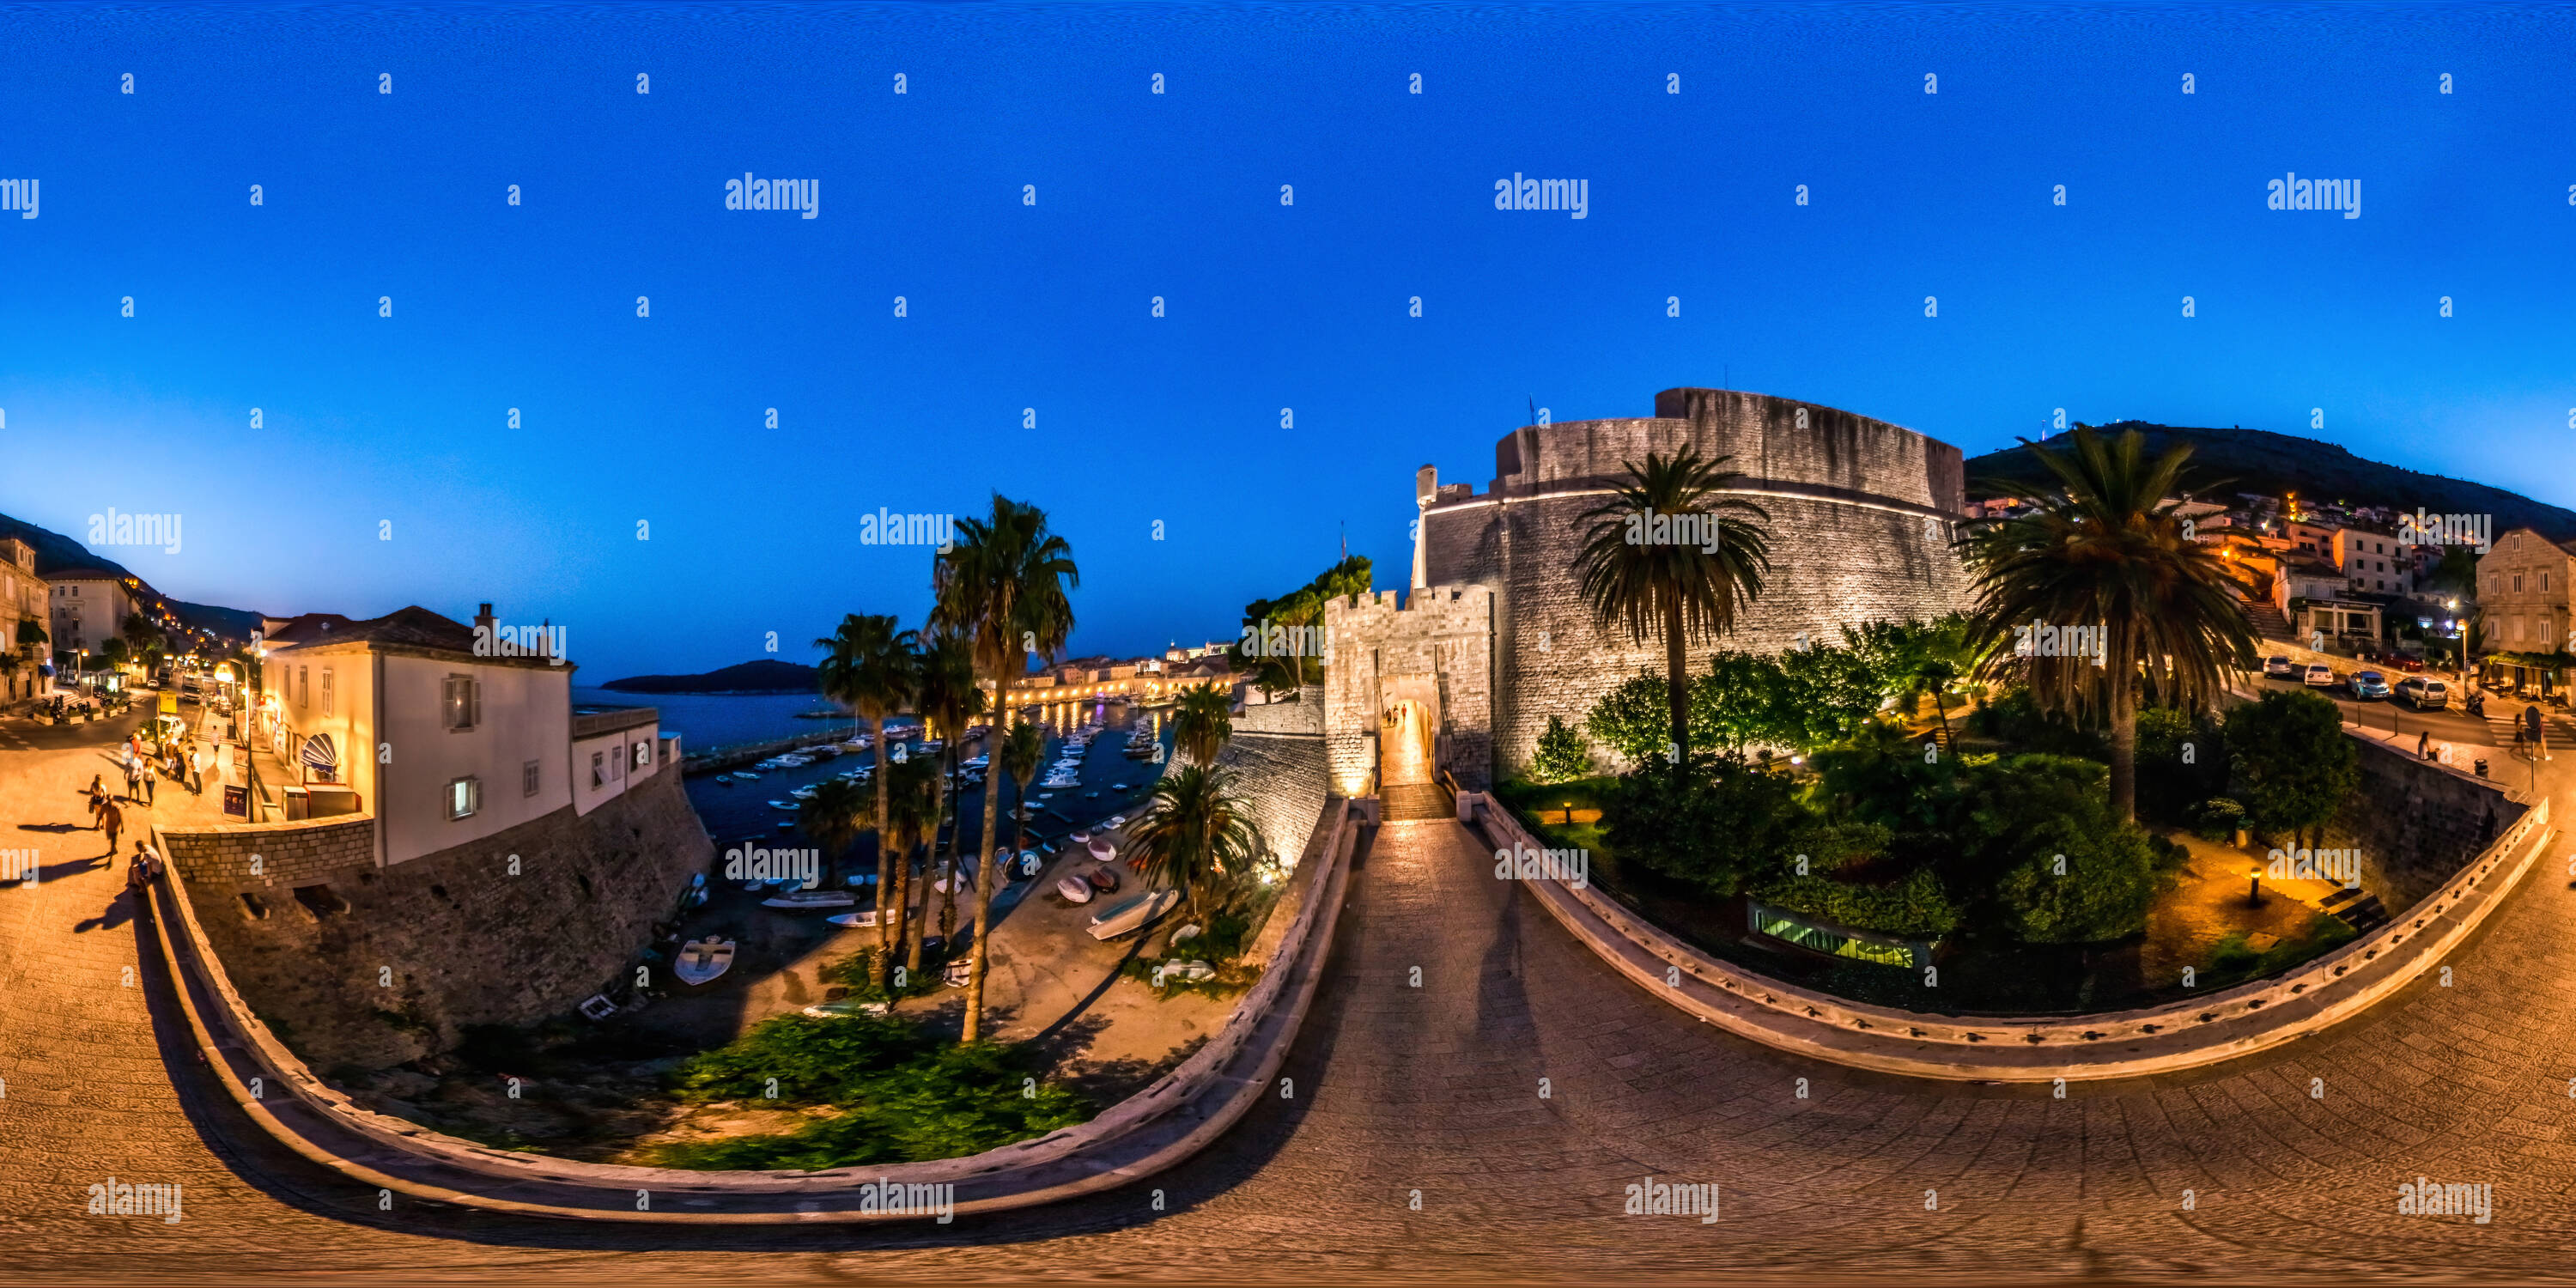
left=8, top=711, right=2576, bottom=1285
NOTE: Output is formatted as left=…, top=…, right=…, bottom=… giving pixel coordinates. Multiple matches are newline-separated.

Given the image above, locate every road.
left=7, top=695, right=2576, bottom=1284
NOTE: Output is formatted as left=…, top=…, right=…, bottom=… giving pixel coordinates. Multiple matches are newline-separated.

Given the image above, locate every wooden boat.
left=1086, top=888, right=1180, bottom=941
left=1056, top=875, right=1096, bottom=904
left=762, top=888, right=857, bottom=909
left=1086, top=839, right=1116, bottom=862
left=1084, top=864, right=1120, bottom=894
left=672, top=939, right=735, bottom=986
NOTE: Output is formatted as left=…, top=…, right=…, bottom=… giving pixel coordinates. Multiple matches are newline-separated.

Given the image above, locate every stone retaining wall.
left=1467, top=774, right=2552, bottom=1081
left=157, top=767, right=713, bottom=1070
left=143, top=797, right=1363, bottom=1221
left=2328, top=730, right=2524, bottom=911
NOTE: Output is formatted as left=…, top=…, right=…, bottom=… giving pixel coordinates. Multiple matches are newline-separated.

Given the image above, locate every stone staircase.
left=1380, top=781, right=1454, bottom=822
left=2245, top=598, right=2294, bottom=642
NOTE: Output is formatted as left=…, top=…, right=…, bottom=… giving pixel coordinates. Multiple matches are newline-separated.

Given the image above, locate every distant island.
left=600, top=659, right=820, bottom=695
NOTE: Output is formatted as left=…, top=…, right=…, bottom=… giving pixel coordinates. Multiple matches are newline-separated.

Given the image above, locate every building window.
left=447, top=775, right=481, bottom=820
left=2515, top=574, right=2525, bottom=592
left=2547, top=573, right=2555, bottom=594
left=442, top=675, right=479, bottom=731
left=591, top=749, right=605, bottom=788
left=523, top=759, right=540, bottom=797
left=320, top=667, right=333, bottom=716
left=296, top=665, right=309, bottom=709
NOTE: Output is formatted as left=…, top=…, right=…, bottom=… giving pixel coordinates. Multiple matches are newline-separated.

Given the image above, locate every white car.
left=2302, top=663, right=2336, bottom=689
left=2263, top=656, right=2294, bottom=678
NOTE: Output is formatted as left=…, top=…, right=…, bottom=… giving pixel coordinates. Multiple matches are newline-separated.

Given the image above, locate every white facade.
left=47, top=571, right=133, bottom=659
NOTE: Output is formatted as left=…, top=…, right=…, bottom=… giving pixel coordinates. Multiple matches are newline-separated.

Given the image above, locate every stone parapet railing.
left=143, top=797, right=1360, bottom=1222
left=1467, top=789, right=2551, bottom=1082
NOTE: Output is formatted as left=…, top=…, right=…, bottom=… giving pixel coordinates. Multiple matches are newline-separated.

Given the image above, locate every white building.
left=1, top=538, right=47, bottom=700
left=256, top=603, right=677, bottom=866
left=47, top=568, right=134, bottom=660
left=2332, top=527, right=2413, bottom=596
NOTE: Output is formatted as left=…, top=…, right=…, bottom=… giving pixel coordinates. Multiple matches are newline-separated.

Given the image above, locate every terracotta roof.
left=269, top=605, right=524, bottom=663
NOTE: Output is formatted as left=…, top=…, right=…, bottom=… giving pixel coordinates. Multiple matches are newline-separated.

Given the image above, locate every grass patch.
left=642, top=1012, right=1091, bottom=1170
left=2201, top=913, right=2360, bottom=990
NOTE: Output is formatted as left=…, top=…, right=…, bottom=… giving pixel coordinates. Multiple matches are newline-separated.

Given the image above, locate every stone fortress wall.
left=1415, top=388, right=1975, bottom=780
left=157, top=767, right=713, bottom=1071
left=1322, top=586, right=1497, bottom=793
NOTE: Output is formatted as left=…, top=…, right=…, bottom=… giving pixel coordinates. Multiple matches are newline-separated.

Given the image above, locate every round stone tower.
left=1410, top=387, right=1973, bottom=780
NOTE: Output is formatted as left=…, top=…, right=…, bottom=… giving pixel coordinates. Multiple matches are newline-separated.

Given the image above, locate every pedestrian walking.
left=86, top=775, right=107, bottom=827
left=143, top=761, right=156, bottom=805
left=100, top=798, right=125, bottom=857
left=2418, top=729, right=2432, bottom=760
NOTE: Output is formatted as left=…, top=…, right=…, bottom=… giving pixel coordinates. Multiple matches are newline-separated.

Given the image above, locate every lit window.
left=447, top=775, right=481, bottom=820
left=442, top=676, right=478, bottom=731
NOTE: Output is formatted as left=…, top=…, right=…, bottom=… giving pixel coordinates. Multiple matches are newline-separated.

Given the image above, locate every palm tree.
left=1000, top=719, right=1046, bottom=867
left=1573, top=449, right=1774, bottom=771
left=868, top=755, right=941, bottom=984
left=1127, top=763, right=1267, bottom=924
left=1172, top=682, right=1233, bottom=767
left=914, top=628, right=986, bottom=967
left=802, top=778, right=873, bottom=885
left=815, top=613, right=918, bottom=987
left=933, top=495, right=1078, bottom=1043
left=1959, top=427, right=2258, bottom=823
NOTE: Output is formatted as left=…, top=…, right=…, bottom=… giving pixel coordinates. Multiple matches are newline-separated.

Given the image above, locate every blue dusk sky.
left=3, top=2, right=2573, bottom=680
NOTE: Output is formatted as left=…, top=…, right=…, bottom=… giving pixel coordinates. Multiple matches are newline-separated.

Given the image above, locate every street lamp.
left=2248, top=864, right=2263, bottom=905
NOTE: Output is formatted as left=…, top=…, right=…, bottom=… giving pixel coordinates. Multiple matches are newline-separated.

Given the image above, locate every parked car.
left=2303, top=663, right=2337, bottom=689
left=2396, top=677, right=2451, bottom=710
left=2263, top=656, right=2295, bottom=678
left=2391, top=655, right=2426, bottom=673
left=2351, top=671, right=2391, bottom=700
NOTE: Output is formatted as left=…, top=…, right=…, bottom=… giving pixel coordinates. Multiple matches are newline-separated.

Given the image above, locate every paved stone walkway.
left=9, top=709, right=2576, bottom=1283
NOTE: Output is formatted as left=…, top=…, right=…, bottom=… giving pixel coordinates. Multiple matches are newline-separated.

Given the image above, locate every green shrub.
left=2225, top=690, right=2358, bottom=844
left=668, top=1013, right=938, bottom=1105
left=1527, top=715, right=1595, bottom=785
left=1753, top=865, right=1957, bottom=939
left=2195, top=797, right=2246, bottom=842
left=1601, top=751, right=1808, bottom=896
left=651, top=1041, right=1089, bottom=1170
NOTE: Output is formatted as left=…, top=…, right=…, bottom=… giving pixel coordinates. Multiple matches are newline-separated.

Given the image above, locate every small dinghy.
left=673, top=938, right=735, bottom=986
left=1087, top=888, right=1180, bottom=941
left=762, top=887, right=857, bottom=909
left=1164, top=959, right=1215, bottom=982
left=1086, top=839, right=1116, bottom=862
left=741, top=880, right=768, bottom=894
left=1070, top=829, right=1091, bottom=844
left=769, top=799, right=800, bottom=811
left=713, top=774, right=735, bottom=785
left=1056, top=875, right=1096, bottom=904
left=1084, top=865, right=1121, bottom=894
left=825, top=909, right=880, bottom=929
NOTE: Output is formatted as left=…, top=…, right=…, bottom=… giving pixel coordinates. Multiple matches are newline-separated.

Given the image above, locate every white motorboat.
left=1055, top=875, right=1095, bottom=904
left=672, top=938, right=736, bottom=986
left=824, top=909, right=881, bottom=929
left=1086, top=839, right=1116, bottom=861
left=762, top=888, right=857, bottom=909
left=791, top=785, right=821, bottom=800
left=1105, top=815, right=1128, bottom=830
left=1086, top=888, right=1180, bottom=940
left=733, top=769, right=762, bottom=780
left=1070, top=830, right=1091, bottom=844
left=769, top=799, right=800, bottom=811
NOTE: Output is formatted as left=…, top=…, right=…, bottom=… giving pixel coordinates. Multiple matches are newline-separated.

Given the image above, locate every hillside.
left=1965, top=422, right=2576, bottom=541
left=0, top=510, right=266, bottom=645
left=600, top=659, right=820, bottom=694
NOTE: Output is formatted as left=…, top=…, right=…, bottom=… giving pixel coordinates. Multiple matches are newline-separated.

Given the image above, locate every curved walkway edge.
left=1466, top=791, right=2554, bottom=1082
left=142, top=799, right=1360, bottom=1223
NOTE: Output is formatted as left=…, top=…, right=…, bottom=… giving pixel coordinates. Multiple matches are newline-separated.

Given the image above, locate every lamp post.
left=2247, top=864, right=2263, bottom=906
